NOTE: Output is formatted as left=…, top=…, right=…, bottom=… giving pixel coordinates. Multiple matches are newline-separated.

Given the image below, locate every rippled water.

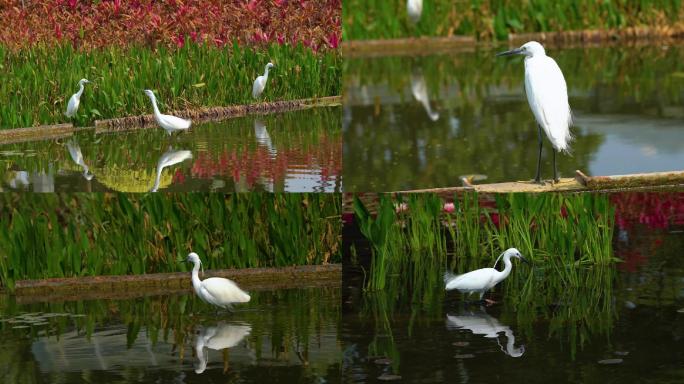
left=341, top=195, right=684, bottom=383
left=0, top=287, right=340, bottom=383
left=344, top=43, right=684, bottom=191
left=0, top=107, right=341, bottom=192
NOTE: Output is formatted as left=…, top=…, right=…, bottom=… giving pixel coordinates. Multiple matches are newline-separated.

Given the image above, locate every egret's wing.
left=202, top=277, right=251, bottom=304
left=65, top=94, right=79, bottom=117
left=252, top=76, right=264, bottom=98
left=158, top=150, right=193, bottom=168
left=445, top=268, right=496, bottom=291
left=159, top=114, right=191, bottom=129
left=524, top=56, right=573, bottom=152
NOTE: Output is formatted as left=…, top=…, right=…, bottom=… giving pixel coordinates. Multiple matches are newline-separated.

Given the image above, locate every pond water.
left=0, top=107, right=341, bottom=192
left=341, top=194, right=684, bottom=383
left=0, top=287, right=341, bottom=384
left=344, top=43, right=684, bottom=191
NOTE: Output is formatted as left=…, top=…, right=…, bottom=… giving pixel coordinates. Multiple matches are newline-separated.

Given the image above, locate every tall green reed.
left=0, top=42, right=341, bottom=129
left=0, top=193, right=341, bottom=291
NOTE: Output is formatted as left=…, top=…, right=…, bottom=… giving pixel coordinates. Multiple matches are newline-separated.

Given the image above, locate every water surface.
left=0, top=287, right=341, bottom=383
left=344, top=43, right=684, bottom=191
left=0, top=107, right=341, bottom=192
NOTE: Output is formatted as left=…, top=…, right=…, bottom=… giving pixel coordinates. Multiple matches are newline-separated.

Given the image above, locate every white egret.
left=446, top=309, right=525, bottom=357
left=444, top=248, right=529, bottom=304
left=150, top=148, right=193, bottom=192
left=252, top=62, right=274, bottom=99
left=66, top=141, right=94, bottom=181
left=143, top=90, right=192, bottom=134
left=407, top=0, right=422, bottom=24
left=194, top=322, right=252, bottom=373
left=411, top=67, right=439, bottom=121
left=65, top=79, right=91, bottom=118
left=185, top=252, right=251, bottom=309
left=497, top=41, right=573, bottom=183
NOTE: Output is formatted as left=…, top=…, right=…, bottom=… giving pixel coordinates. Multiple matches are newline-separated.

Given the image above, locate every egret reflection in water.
left=446, top=308, right=525, bottom=357
left=194, top=322, right=252, bottom=374
left=254, top=119, right=277, bottom=158
left=150, top=148, right=193, bottom=192
left=66, top=140, right=94, bottom=180
left=410, top=66, right=439, bottom=122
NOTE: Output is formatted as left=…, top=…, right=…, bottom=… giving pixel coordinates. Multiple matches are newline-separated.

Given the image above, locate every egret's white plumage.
left=497, top=41, right=573, bottom=182
left=446, top=309, right=525, bottom=357
left=194, top=322, right=251, bottom=373
left=444, top=248, right=528, bottom=301
left=407, top=0, right=423, bottom=24
left=66, top=141, right=94, bottom=180
left=150, top=148, right=193, bottom=192
left=186, top=252, right=251, bottom=309
left=65, top=79, right=90, bottom=118
left=143, top=90, right=191, bottom=134
left=252, top=63, right=274, bottom=99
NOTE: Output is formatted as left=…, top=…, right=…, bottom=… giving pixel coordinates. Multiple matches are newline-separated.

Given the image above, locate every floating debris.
left=614, top=351, right=630, bottom=356
left=598, top=359, right=623, bottom=365
left=452, top=341, right=470, bottom=347
left=624, top=301, right=637, bottom=309
left=373, top=358, right=393, bottom=365
left=454, top=354, right=475, bottom=359
left=677, top=308, right=684, bottom=313
left=12, top=325, right=30, bottom=329
left=378, top=373, right=402, bottom=381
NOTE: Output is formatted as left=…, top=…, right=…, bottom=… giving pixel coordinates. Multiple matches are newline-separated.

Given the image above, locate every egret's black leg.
left=535, top=124, right=543, bottom=183
left=553, top=150, right=559, bottom=182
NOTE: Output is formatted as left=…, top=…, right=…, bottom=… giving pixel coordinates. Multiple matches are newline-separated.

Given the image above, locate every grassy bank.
left=343, top=0, right=684, bottom=40
left=0, top=193, right=341, bottom=291
left=0, top=43, right=341, bottom=129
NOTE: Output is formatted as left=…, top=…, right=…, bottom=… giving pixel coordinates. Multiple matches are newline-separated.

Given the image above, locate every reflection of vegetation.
left=343, top=0, right=684, bottom=40
left=0, top=43, right=340, bottom=128
left=352, top=193, right=616, bottom=357
left=0, top=287, right=340, bottom=381
left=0, top=107, right=341, bottom=193
left=344, top=46, right=684, bottom=189
left=0, top=194, right=341, bottom=291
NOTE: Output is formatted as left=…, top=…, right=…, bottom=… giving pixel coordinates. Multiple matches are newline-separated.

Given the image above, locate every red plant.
left=0, top=0, right=341, bottom=52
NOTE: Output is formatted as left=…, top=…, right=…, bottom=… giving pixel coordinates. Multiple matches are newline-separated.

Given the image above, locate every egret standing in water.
left=65, top=79, right=91, bottom=118
left=445, top=248, right=529, bottom=304
left=497, top=41, right=573, bottom=183
left=252, top=62, right=274, bottom=99
left=407, top=0, right=422, bottom=24
left=143, top=90, right=192, bottom=134
left=185, top=252, right=251, bottom=309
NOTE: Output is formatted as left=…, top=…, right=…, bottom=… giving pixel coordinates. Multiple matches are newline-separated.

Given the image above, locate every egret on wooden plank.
left=143, top=90, right=191, bottom=134
left=185, top=252, right=251, bottom=309
left=407, top=0, right=423, bottom=24
left=65, top=79, right=91, bottom=118
left=252, top=63, right=274, bottom=99
left=497, top=41, right=573, bottom=183
left=445, top=248, right=529, bottom=304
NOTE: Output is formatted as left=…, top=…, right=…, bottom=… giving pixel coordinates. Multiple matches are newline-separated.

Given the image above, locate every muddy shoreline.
left=2, top=264, right=341, bottom=303
left=0, top=96, right=341, bottom=144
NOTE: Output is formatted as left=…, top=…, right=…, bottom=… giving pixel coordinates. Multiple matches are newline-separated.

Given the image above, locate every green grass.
left=0, top=193, right=341, bottom=291
left=0, top=42, right=341, bottom=129
left=343, top=0, right=684, bottom=40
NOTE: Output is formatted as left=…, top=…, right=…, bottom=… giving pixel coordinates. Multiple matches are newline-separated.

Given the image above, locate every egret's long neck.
left=76, top=83, right=85, bottom=98
left=151, top=164, right=164, bottom=192
left=191, top=260, right=202, bottom=293
left=497, top=254, right=514, bottom=281
left=148, top=95, right=162, bottom=117
left=263, top=65, right=270, bottom=79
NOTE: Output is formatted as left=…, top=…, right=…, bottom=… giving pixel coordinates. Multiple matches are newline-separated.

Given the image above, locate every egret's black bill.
left=496, top=48, right=523, bottom=57
left=519, top=256, right=531, bottom=264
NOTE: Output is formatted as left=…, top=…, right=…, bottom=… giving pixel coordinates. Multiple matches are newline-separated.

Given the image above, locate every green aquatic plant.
left=0, top=193, right=341, bottom=291
left=343, top=0, right=684, bottom=40
left=0, top=43, right=341, bottom=129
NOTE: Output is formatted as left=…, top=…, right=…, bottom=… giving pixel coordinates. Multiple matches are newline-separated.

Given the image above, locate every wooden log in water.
left=7, top=264, right=341, bottom=302
left=94, top=96, right=342, bottom=133
left=0, top=123, right=83, bottom=145
left=342, top=36, right=476, bottom=58
left=575, top=170, right=684, bottom=190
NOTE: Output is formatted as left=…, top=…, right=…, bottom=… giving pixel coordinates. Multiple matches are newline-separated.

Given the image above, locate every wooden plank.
left=576, top=169, right=684, bottom=190
left=0, top=123, right=84, bottom=145
left=342, top=36, right=475, bottom=58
